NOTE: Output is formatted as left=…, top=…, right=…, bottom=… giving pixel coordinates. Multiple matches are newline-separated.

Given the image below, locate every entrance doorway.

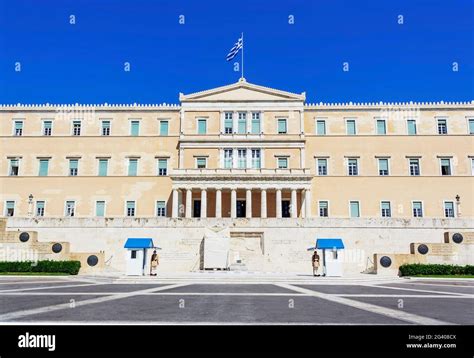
left=236, top=200, right=246, bottom=218
left=193, top=200, right=201, bottom=218
left=282, top=200, right=291, bottom=217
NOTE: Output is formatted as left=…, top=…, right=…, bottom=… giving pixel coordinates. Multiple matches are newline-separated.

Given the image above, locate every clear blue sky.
left=0, top=0, right=472, bottom=104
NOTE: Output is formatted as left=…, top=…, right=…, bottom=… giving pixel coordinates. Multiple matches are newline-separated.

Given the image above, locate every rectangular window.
left=440, top=158, right=451, bottom=176
left=347, top=158, right=358, bottom=176
left=5, top=201, right=15, bottom=216
left=128, top=159, right=138, bottom=176
left=72, top=120, right=81, bottom=136
left=376, top=119, right=386, bottom=135
left=157, top=159, right=168, bottom=176
left=277, top=119, right=287, bottom=134
left=14, top=121, right=23, bottom=136
left=130, top=120, right=140, bottom=136
left=126, top=201, right=135, bottom=217
left=160, top=120, right=169, bottom=136
left=197, top=119, right=207, bottom=134
left=101, top=121, right=111, bottom=136
left=65, top=201, right=75, bottom=217
left=224, top=149, right=233, bottom=169
left=409, top=159, right=420, bottom=176
left=412, top=201, right=423, bottom=217
left=378, top=158, right=389, bottom=176
left=319, top=201, right=328, bottom=217
left=346, top=120, right=356, bottom=135
left=69, top=159, right=79, bottom=176
left=251, top=149, right=261, bottom=169
left=277, top=157, right=288, bottom=169
left=238, top=112, right=247, bottom=134
left=381, top=201, right=391, bottom=217
left=237, top=149, right=247, bottom=169
left=350, top=201, right=360, bottom=218
left=95, top=201, right=105, bottom=217
left=196, top=157, right=207, bottom=169
left=36, top=201, right=45, bottom=217
left=251, top=112, right=261, bottom=134
left=98, top=159, right=108, bottom=176
left=469, top=119, right=474, bottom=135
left=224, top=112, right=233, bottom=134
left=444, top=201, right=455, bottom=218
left=38, top=159, right=49, bottom=176
left=316, top=120, right=326, bottom=135
left=317, top=159, right=327, bottom=176
left=471, top=158, right=474, bottom=176
left=43, top=121, right=52, bottom=136
left=156, top=201, right=166, bottom=217
left=437, top=119, right=447, bottom=135
left=9, top=159, right=19, bottom=176
left=407, top=120, right=417, bottom=135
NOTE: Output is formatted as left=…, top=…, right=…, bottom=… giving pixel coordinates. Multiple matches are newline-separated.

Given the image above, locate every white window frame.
left=159, top=119, right=169, bottom=136
left=68, top=158, right=79, bottom=176
left=380, top=200, right=392, bottom=218
left=408, top=157, right=421, bottom=176
left=468, top=117, right=474, bottom=135
left=406, top=118, right=417, bottom=135
left=155, top=200, right=167, bottom=217
left=223, top=112, right=234, bottom=134
left=347, top=158, right=359, bottom=176
left=375, top=118, right=387, bottom=135
left=436, top=117, right=448, bottom=135
left=97, top=158, right=109, bottom=176
left=13, top=119, right=24, bottom=136
left=35, top=200, right=46, bottom=217
left=64, top=200, right=76, bottom=217
left=100, top=119, right=112, bottom=136
left=125, top=200, right=136, bottom=217
left=71, top=119, right=82, bottom=136
left=348, top=200, right=361, bottom=218
left=42, top=119, right=53, bottom=136
left=471, top=157, right=474, bottom=176
left=318, top=200, right=329, bottom=217
left=8, top=157, right=20, bottom=176
left=345, top=118, right=357, bottom=135
left=439, top=157, right=453, bottom=176
left=251, top=112, right=261, bottom=134
left=95, top=200, right=107, bottom=217
left=195, top=156, right=208, bottom=169
left=377, top=157, right=390, bottom=176
left=277, top=118, right=288, bottom=134
left=157, top=158, right=168, bottom=176
left=4, top=200, right=16, bottom=217
left=316, top=157, right=328, bottom=176
left=276, top=156, right=289, bottom=169
left=129, top=119, right=141, bottom=136
left=196, top=118, right=207, bottom=135
left=412, top=200, right=424, bottom=218
left=127, top=158, right=139, bottom=176
left=443, top=200, right=456, bottom=218
left=315, top=118, right=327, bottom=135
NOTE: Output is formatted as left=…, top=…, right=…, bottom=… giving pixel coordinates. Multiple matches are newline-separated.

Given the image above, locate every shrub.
left=0, top=260, right=81, bottom=275
left=399, top=263, right=474, bottom=276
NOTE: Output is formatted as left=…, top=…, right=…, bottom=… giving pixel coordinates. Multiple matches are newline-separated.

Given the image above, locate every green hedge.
left=399, top=264, right=474, bottom=276
left=0, top=260, right=81, bottom=275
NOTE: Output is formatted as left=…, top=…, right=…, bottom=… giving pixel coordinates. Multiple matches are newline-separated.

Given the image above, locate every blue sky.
left=0, top=0, right=472, bottom=104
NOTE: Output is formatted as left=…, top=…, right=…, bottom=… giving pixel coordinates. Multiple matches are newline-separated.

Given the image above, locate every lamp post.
left=28, top=194, right=33, bottom=217
left=455, top=194, right=461, bottom=217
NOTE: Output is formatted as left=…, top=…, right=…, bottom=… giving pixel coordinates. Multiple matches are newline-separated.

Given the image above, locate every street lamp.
left=455, top=194, right=461, bottom=218
left=28, top=194, right=33, bottom=216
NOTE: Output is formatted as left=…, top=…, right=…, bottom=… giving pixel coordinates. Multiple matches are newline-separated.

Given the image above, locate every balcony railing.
left=170, top=168, right=311, bottom=176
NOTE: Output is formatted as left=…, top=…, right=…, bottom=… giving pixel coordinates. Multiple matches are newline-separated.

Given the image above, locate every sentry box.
left=124, top=238, right=160, bottom=276
left=307, top=238, right=345, bottom=277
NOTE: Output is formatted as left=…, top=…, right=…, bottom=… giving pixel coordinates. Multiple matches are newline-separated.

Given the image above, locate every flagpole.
left=241, top=32, right=244, bottom=80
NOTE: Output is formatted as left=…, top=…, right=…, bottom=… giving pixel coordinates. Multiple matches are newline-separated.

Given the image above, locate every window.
left=196, top=157, right=207, bottom=169
left=237, top=149, right=247, bottom=169
left=65, top=201, right=75, bottom=217
left=350, top=201, right=360, bottom=218
left=437, top=119, right=447, bottom=135
left=376, top=119, right=386, bottom=135
left=197, top=119, right=207, bottom=134
left=43, top=121, right=52, bottom=136
left=412, top=201, right=423, bottom=217
left=277, top=118, right=287, bottom=134
left=277, top=157, right=288, bottom=169
left=69, top=159, right=79, bottom=176
left=130, top=120, right=140, bottom=136
left=36, top=201, right=45, bottom=217
left=469, top=119, right=474, bottom=135
left=378, top=158, right=389, bottom=176
left=98, top=159, right=108, bottom=176
left=224, top=149, right=233, bottom=168
left=96, top=201, right=105, bottom=217
left=444, top=202, right=455, bottom=218
left=317, top=159, right=327, bottom=176
left=381, top=201, right=391, bottom=217
left=224, top=112, right=233, bottom=134
left=319, top=201, right=328, bottom=217
left=238, top=112, right=247, bottom=134
left=14, top=121, right=23, bottom=136
left=128, top=159, right=138, bottom=176
left=38, top=159, right=49, bottom=176
left=157, top=159, right=168, bottom=176
left=440, top=158, right=451, bottom=176
left=72, top=120, right=81, bottom=136
left=9, top=158, right=19, bottom=176
left=347, top=158, right=358, bottom=176
left=101, top=121, right=111, bottom=136
left=5, top=201, right=15, bottom=216
left=471, top=158, right=474, bottom=175
left=156, top=201, right=166, bottom=217
left=316, top=120, right=326, bottom=135
left=251, top=112, right=261, bottom=134
left=346, top=120, right=356, bottom=135
left=409, top=158, right=420, bottom=176
left=407, top=120, right=417, bottom=135
left=126, top=201, right=135, bottom=217
left=251, top=149, right=261, bottom=169
left=160, top=120, right=169, bottom=136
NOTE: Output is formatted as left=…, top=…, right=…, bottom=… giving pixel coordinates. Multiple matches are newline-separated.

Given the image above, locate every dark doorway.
left=193, top=200, right=201, bottom=218
left=282, top=200, right=291, bottom=218
left=236, top=200, right=246, bottom=218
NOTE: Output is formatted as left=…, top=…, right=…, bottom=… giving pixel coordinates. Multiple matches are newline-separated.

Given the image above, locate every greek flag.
left=226, top=36, right=243, bottom=61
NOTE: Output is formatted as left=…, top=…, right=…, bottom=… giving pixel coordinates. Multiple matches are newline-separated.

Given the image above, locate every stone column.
left=305, top=189, right=312, bottom=218
left=185, top=189, right=192, bottom=218
left=231, top=189, right=237, bottom=218
left=290, top=189, right=297, bottom=218
left=201, top=189, right=207, bottom=218
left=276, top=189, right=282, bottom=218
left=301, top=189, right=306, bottom=218
left=246, top=189, right=252, bottom=218
left=172, top=189, right=179, bottom=218
left=261, top=189, right=267, bottom=218
left=215, top=189, right=222, bottom=218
